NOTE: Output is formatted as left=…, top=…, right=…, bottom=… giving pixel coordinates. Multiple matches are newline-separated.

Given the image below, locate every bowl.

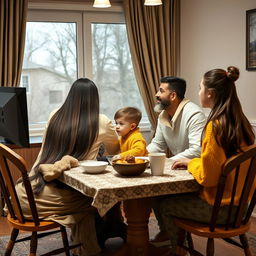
left=112, top=160, right=149, bottom=176
left=79, top=160, right=108, bottom=174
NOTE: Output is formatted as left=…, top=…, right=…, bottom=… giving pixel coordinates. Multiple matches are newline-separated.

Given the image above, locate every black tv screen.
left=0, top=87, right=30, bottom=148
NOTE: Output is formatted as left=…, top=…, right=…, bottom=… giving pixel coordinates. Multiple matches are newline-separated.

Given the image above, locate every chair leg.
left=176, top=228, right=188, bottom=256
left=29, top=231, right=38, bottom=256
left=60, top=226, right=71, bottom=256
left=5, top=228, right=19, bottom=256
left=206, top=238, right=214, bottom=256
left=187, top=232, right=194, bottom=251
left=239, top=234, right=253, bottom=256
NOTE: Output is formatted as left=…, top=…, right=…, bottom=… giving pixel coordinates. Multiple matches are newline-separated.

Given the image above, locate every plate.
left=79, top=160, right=108, bottom=174
left=135, top=156, right=149, bottom=161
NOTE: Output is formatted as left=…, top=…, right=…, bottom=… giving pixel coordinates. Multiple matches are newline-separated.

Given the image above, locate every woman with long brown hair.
left=16, top=78, right=119, bottom=256
left=151, top=66, right=255, bottom=255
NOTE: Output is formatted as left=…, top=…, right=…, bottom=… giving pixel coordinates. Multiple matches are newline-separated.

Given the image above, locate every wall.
left=180, top=0, right=256, bottom=131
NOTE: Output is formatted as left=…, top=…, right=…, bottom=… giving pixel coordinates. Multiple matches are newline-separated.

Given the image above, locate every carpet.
left=0, top=230, right=71, bottom=256
left=0, top=217, right=255, bottom=255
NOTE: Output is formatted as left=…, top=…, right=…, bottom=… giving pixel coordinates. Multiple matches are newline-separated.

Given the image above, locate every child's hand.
left=112, top=154, right=121, bottom=161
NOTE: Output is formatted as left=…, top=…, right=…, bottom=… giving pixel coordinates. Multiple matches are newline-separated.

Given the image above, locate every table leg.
left=114, top=197, right=166, bottom=256
left=125, top=197, right=151, bottom=255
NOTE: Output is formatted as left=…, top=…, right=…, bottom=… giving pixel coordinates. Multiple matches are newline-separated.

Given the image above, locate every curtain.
left=0, top=0, right=28, bottom=87
left=123, top=0, right=180, bottom=129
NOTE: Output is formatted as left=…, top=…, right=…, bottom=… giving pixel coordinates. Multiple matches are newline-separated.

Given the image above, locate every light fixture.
left=93, top=0, right=111, bottom=8
left=144, top=0, right=162, bottom=6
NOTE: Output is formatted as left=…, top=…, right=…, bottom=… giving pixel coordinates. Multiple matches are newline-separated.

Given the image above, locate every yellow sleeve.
left=188, top=122, right=227, bottom=187
left=120, top=133, right=147, bottom=157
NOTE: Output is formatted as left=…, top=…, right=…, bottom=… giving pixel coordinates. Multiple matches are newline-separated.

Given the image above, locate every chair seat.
left=7, top=214, right=60, bottom=232
left=174, top=218, right=251, bottom=238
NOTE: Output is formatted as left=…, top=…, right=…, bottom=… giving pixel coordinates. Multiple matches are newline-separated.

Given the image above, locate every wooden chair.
left=174, top=144, right=256, bottom=256
left=0, top=143, right=81, bottom=256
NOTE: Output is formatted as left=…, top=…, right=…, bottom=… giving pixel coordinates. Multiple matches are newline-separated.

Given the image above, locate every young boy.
left=112, top=107, right=147, bottom=161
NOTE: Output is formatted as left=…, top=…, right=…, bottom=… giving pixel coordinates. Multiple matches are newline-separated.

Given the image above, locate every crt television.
left=0, top=87, right=30, bottom=148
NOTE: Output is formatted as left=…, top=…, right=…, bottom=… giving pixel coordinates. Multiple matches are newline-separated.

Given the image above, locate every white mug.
left=149, top=153, right=166, bottom=176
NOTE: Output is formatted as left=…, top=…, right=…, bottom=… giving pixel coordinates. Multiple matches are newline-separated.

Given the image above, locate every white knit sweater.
left=147, top=99, right=206, bottom=160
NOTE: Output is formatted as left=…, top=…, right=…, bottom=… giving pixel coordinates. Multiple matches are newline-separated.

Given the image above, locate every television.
left=0, top=87, right=30, bottom=148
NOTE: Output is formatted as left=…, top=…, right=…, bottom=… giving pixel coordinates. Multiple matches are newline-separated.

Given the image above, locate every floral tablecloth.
left=59, top=159, right=200, bottom=216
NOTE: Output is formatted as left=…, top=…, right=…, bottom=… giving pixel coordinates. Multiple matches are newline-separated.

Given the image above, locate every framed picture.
left=246, top=8, right=256, bottom=70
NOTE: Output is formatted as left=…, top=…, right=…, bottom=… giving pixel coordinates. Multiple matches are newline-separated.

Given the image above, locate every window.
left=22, top=20, right=77, bottom=125
left=23, top=4, right=149, bottom=136
left=91, top=23, right=147, bottom=122
left=20, top=74, right=30, bottom=93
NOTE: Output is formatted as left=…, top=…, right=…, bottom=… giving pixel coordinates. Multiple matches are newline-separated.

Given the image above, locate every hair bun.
left=226, top=66, right=239, bottom=82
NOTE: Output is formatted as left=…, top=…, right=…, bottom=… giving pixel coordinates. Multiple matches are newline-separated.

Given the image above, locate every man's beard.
left=154, top=98, right=170, bottom=113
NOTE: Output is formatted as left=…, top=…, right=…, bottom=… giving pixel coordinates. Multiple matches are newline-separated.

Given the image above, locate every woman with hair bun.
left=152, top=66, right=255, bottom=255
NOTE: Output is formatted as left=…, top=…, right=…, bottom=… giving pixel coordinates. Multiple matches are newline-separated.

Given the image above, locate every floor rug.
left=0, top=217, right=255, bottom=255
left=0, top=230, right=72, bottom=256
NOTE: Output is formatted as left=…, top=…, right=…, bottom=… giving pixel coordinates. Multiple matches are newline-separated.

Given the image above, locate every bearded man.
left=147, top=76, right=206, bottom=160
left=147, top=76, right=206, bottom=247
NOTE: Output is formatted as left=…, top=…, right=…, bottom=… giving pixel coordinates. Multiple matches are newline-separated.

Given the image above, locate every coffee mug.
left=149, top=152, right=166, bottom=176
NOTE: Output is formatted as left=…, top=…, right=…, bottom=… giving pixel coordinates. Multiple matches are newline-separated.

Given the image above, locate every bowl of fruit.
left=112, top=155, right=149, bottom=176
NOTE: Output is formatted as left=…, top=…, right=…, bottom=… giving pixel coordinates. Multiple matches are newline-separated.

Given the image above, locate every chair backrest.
left=210, top=144, right=256, bottom=232
left=0, top=143, right=40, bottom=225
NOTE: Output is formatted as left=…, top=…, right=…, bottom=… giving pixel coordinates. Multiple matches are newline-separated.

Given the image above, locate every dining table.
left=59, top=158, right=201, bottom=256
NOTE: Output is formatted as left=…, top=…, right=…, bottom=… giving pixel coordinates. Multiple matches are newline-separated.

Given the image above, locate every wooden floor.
left=0, top=216, right=255, bottom=255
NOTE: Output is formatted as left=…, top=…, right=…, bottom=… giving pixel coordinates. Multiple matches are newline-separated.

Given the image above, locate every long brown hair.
left=202, top=66, right=255, bottom=157
left=32, top=78, right=99, bottom=193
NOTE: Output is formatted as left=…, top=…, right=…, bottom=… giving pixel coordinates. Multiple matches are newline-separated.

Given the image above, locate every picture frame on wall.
left=246, top=8, right=256, bottom=70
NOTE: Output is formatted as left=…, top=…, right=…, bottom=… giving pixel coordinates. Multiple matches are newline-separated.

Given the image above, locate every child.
left=112, top=107, right=147, bottom=161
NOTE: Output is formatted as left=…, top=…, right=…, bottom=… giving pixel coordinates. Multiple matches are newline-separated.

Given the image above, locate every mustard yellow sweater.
left=119, top=128, right=148, bottom=158
left=188, top=121, right=255, bottom=206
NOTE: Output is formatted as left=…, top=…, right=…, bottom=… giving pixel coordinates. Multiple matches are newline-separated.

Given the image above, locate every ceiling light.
left=144, top=0, right=162, bottom=6
left=93, top=0, right=111, bottom=8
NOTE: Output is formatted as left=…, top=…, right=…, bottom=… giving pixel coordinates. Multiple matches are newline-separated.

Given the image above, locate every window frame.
left=82, top=11, right=125, bottom=78
left=20, top=74, right=30, bottom=93
left=26, top=9, right=84, bottom=136
left=26, top=2, right=150, bottom=137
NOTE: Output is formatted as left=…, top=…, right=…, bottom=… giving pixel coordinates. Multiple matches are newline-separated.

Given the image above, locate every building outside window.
left=49, top=90, right=63, bottom=104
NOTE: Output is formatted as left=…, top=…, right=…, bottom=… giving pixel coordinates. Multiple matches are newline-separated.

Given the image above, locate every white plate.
left=135, top=156, right=149, bottom=161
left=79, top=160, right=108, bottom=174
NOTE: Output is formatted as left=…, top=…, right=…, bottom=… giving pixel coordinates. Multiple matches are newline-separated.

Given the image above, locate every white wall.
left=180, top=0, right=256, bottom=132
